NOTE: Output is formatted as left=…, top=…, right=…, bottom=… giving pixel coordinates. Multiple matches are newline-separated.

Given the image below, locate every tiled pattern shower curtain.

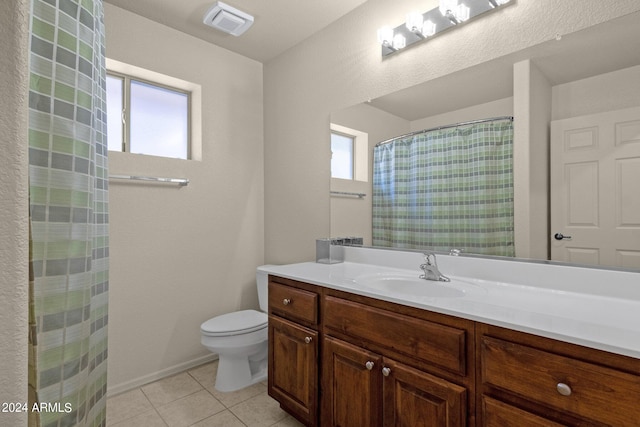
left=372, top=118, right=515, bottom=257
left=28, top=0, right=109, bottom=426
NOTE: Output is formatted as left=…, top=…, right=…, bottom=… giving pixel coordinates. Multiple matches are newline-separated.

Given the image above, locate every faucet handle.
left=423, top=252, right=437, bottom=265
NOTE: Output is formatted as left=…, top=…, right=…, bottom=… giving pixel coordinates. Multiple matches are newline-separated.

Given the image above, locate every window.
left=105, top=59, right=202, bottom=160
left=331, top=131, right=354, bottom=179
left=330, top=124, right=368, bottom=182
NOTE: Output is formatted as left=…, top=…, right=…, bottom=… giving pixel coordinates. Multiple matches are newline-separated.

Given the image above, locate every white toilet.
left=200, top=267, right=270, bottom=392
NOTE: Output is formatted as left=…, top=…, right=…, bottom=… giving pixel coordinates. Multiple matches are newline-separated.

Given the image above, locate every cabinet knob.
left=556, top=383, right=572, bottom=396
left=283, top=298, right=291, bottom=305
left=381, top=367, right=391, bottom=377
left=365, top=361, right=374, bottom=370
left=304, top=336, right=312, bottom=344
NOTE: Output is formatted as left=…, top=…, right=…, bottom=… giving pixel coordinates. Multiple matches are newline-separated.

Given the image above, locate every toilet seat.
left=201, top=309, right=267, bottom=337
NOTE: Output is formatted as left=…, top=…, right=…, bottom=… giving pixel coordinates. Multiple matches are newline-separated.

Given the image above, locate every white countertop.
left=260, top=254, right=640, bottom=359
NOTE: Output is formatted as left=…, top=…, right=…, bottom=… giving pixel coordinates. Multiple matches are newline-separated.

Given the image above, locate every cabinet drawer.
left=482, top=396, right=563, bottom=427
left=269, top=281, right=318, bottom=325
left=481, top=336, right=640, bottom=426
left=324, top=296, right=466, bottom=375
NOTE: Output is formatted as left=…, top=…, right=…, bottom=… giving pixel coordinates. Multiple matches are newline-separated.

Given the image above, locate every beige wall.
left=552, top=64, right=640, bottom=120
left=264, top=0, right=640, bottom=264
left=410, top=98, right=513, bottom=133
left=104, top=4, right=264, bottom=394
left=513, top=60, right=552, bottom=260
left=0, top=0, right=29, bottom=424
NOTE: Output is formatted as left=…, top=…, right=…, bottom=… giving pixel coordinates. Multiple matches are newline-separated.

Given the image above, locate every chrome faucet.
left=420, top=253, right=450, bottom=282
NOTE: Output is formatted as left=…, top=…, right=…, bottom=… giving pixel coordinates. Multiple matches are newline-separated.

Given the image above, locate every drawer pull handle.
left=304, top=336, right=312, bottom=344
left=283, top=298, right=291, bottom=305
left=365, top=361, right=374, bottom=370
left=557, top=383, right=572, bottom=396
left=382, top=367, right=391, bottom=377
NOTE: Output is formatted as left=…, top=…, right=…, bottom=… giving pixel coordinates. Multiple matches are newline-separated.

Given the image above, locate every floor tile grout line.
left=153, top=389, right=230, bottom=427
left=185, top=363, right=274, bottom=412
left=139, top=371, right=210, bottom=410
left=155, top=406, right=170, bottom=427
left=108, top=361, right=300, bottom=427
left=105, top=389, right=158, bottom=427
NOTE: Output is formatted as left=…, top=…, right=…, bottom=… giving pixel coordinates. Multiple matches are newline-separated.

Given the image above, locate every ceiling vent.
left=203, top=1, right=254, bottom=36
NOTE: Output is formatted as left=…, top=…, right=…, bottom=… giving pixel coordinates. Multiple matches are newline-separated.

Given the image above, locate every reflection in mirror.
left=372, top=117, right=515, bottom=257
left=330, top=11, right=640, bottom=271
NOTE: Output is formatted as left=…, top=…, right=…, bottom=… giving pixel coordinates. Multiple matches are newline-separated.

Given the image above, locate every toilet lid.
left=200, top=310, right=267, bottom=336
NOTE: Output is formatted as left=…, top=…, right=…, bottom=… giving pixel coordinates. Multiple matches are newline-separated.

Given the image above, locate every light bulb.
left=455, top=3, right=470, bottom=22
left=377, top=26, right=394, bottom=45
left=405, top=11, right=424, bottom=32
left=423, top=20, right=437, bottom=37
left=439, top=0, right=459, bottom=16
left=392, top=33, right=406, bottom=49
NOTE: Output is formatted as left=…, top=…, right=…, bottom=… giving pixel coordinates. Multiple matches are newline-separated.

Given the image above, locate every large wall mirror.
left=330, top=10, right=640, bottom=271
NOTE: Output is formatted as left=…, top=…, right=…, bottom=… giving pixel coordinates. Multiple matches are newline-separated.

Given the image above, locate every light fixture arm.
left=444, top=10, right=461, bottom=25
left=410, top=28, right=426, bottom=39
left=382, top=41, right=397, bottom=52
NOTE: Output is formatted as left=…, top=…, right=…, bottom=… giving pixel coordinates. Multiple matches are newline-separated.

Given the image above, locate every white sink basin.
left=354, top=272, right=477, bottom=298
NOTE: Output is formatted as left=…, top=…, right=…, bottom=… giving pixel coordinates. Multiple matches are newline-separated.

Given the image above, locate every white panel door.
left=551, top=106, right=640, bottom=268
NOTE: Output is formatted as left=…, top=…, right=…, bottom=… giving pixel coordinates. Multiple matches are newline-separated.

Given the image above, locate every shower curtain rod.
left=109, top=174, right=190, bottom=186
left=375, top=116, right=514, bottom=147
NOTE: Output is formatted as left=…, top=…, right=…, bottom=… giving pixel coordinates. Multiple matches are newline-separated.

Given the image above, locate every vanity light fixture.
left=439, top=0, right=458, bottom=16
left=423, top=20, right=437, bottom=37
left=439, top=0, right=470, bottom=24
left=406, top=11, right=425, bottom=37
left=488, top=0, right=511, bottom=7
left=377, top=26, right=407, bottom=51
left=405, top=12, right=438, bottom=39
left=393, top=33, right=407, bottom=50
left=377, top=0, right=513, bottom=57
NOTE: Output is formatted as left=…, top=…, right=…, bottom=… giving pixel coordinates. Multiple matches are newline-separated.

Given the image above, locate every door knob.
left=365, top=361, right=374, bottom=370
left=304, top=336, right=312, bottom=344
left=381, top=367, right=391, bottom=377
left=554, top=233, right=572, bottom=241
left=283, top=298, right=291, bottom=305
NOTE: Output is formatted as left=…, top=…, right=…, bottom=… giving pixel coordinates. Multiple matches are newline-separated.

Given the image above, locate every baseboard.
left=106, top=353, right=219, bottom=397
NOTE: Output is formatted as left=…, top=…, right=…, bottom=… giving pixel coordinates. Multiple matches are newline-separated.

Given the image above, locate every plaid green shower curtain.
left=372, top=118, right=515, bottom=256
left=28, top=0, right=109, bottom=425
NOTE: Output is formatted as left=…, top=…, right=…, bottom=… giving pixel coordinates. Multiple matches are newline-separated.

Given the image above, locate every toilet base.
left=214, top=347, right=267, bottom=392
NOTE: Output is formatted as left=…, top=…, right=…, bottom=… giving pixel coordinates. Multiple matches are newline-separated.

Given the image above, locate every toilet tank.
left=256, top=266, right=272, bottom=312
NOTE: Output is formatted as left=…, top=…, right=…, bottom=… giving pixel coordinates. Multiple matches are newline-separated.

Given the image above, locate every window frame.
left=330, top=130, right=356, bottom=180
left=107, top=71, right=192, bottom=159
left=330, top=123, right=369, bottom=182
left=105, top=58, right=202, bottom=161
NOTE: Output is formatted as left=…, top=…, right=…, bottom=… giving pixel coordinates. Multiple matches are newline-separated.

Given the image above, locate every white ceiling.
left=103, top=0, right=368, bottom=63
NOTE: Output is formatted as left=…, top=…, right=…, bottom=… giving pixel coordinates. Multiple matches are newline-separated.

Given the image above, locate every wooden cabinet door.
left=268, top=315, right=318, bottom=426
left=382, top=358, right=467, bottom=427
left=322, top=336, right=383, bottom=427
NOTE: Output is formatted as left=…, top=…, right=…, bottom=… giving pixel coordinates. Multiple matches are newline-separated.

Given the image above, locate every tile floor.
left=106, top=361, right=304, bottom=427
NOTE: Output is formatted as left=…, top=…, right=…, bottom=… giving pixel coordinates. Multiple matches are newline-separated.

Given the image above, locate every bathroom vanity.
left=263, top=248, right=640, bottom=426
